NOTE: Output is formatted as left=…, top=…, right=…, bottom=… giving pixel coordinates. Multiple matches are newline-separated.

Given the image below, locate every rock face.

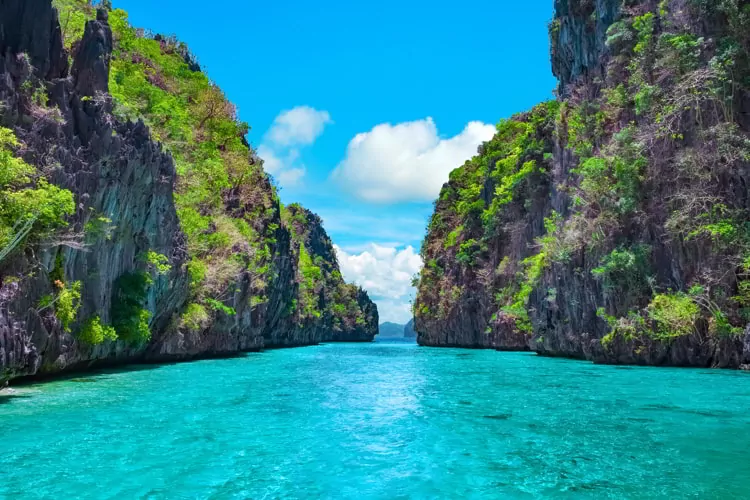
left=0, top=1, right=377, bottom=384
left=71, top=8, right=112, bottom=97
left=0, top=0, right=68, bottom=80
left=549, top=0, right=621, bottom=94
left=416, top=0, right=750, bottom=368
left=266, top=205, right=378, bottom=346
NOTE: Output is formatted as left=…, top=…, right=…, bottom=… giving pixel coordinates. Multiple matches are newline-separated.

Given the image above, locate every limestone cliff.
left=416, top=0, right=750, bottom=368
left=0, top=0, right=377, bottom=384
left=266, top=204, right=378, bottom=346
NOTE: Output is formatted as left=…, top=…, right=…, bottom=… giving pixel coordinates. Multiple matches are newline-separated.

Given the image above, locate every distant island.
left=377, top=321, right=416, bottom=340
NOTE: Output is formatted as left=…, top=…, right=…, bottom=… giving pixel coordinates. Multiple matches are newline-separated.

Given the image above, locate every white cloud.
left=331, top=118, right=496, bottom=204
left=335, top=243, right=423, bottom=324
left=265, top=106, right=332, bottom=147
left=257, top=145, right=305, bottom=188
left=259, top=106, right=331, bottom=188
left=278, top=167, right=306, bottom=186
left=257, top=145, right=284, bottom=175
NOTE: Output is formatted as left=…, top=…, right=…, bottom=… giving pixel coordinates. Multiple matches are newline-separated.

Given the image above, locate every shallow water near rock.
left=2, top=341, right=750, bottom=499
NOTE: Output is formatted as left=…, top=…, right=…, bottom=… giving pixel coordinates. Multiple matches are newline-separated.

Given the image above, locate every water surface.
left=2, top=341, right=750, bottom=499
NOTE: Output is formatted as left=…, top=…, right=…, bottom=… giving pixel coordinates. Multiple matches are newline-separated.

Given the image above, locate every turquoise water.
left=2, top=342, right=750, bottom=499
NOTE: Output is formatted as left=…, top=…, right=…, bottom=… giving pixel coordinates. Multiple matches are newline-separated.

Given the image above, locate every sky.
left=115, top=0, right=558, bottom=323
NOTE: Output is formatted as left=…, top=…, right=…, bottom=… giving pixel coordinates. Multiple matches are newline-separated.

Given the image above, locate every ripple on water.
left=2, top=344, right=750, bottom=499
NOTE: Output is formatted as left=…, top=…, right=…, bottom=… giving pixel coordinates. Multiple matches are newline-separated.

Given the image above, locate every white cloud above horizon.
left=259, top=106, right=332, bottom=188
left=335, top=243, right=423, bottom=324
left=331, top=118, right=496, bottom=204
left=266, top=106, right=332, bottom=146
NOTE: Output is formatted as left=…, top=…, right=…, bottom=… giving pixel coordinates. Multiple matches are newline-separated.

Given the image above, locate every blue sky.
left=115, top=0, right=557, bottom=322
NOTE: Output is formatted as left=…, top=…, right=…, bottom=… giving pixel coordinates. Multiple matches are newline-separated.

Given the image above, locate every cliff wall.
left=0, top=0, right=377, bottom=384
left=416, top=0, right=750, bottom=368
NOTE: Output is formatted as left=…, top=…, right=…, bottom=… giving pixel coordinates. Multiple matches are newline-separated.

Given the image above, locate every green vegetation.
left=84, top=214, right=115, bottom=242
left=78, top=316, right=117, bottom=345
left=38, top=281, right=82, bottom=333
left=682, top=204, right=743, bottom=245
left=444, top=225, right=463, bottom=249
left=187, top=258, right=208, bottom=288
left=493, top=160, right=538, bottom=207
left=632, top=12, right=655, bottom=56
left=53, top=0, right=93, bottom=49
left=56, top=281, right=82, bottom=332
left=298, top=244, right=323, bottom=320
left=572, top=126, right=646, bottom=217
left=181, top=303, right=209, bottom=332
left=592, top=245, right=652, bottom=293
left=657, top=33, right=702, bottom=74
left=144, top=251, right=171, bottom=276
left=456, top=239, right=481, bottom=267
left=205, top=298, right=236, bottom=316
left=599, top=309, right=646, bottom=349
left=647, top=293, right=699, bottom=341
left=491, top=212, right=568, bottom=333
left=564, top=101, right=605, bottom=158
left=483, top=102, right=559, bottom=230
left=501, top=251, right=547, bottom=333
left=0, top=127, right=75, bottom=265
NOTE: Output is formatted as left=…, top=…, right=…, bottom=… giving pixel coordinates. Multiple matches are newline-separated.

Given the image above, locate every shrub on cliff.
left=79, top=316, right=118, bottom=345
left=0, top=127, right=75, bottom=265
left=647, top=293, right=700, bottom=341
left=38, top=280, right=82, bottom=333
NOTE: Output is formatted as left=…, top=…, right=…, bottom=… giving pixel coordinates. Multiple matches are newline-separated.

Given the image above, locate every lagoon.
left=2, top=341, right=750, bottom=498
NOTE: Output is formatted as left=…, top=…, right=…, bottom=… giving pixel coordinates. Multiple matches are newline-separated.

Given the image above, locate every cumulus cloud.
left=331, top=118, right=496, bottom=204
left=334, top=244, right=423, bottom=324
left=257, top=145, right=284, bottom=175
left=265, top=106, right=332, bottom=147
left=257, top=145, right=306, bottom=188
left=277, top=168, right=306, bottom=187
left=259, top=106, right=332, bottom=188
